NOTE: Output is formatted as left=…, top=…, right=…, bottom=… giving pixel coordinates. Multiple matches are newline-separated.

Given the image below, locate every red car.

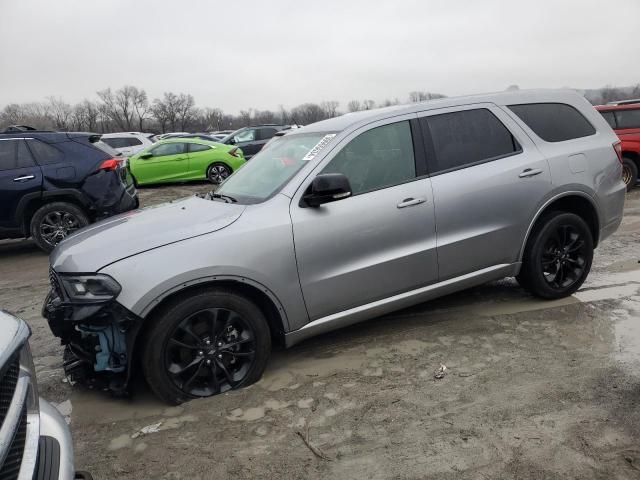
left=595, top=103, right=640, bottom=190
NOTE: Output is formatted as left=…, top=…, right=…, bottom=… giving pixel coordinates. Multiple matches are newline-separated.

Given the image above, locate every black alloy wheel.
left=540, top=224, right=588, bottom=290
left=164, top=308, right=256, bottom=397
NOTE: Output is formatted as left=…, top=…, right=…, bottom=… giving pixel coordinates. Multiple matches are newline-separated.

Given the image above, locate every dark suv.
left=220, top=125, right=291, bottom=159
left=0, top=129, right=138, bottom=252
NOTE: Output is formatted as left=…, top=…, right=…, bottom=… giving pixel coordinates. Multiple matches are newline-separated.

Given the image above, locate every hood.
left=51, top=196, right=246, bottom=272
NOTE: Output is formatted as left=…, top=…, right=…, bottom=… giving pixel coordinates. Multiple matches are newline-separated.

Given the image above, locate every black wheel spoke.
left=168, top=357, right=201, bottom=376
left=209, top=364, right=220, bottom=394
left=183, top=361, right=204, bottom=389
left=215, top=359, right=237, bottom=387
left=224, top=350, right=255, bottom=358
left=169, top=338, right=199, bottom=350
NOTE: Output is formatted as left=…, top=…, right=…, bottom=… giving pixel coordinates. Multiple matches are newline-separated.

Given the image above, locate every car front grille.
left=0, top=358, right=19, bottom=432
left=0, top=405, right=27, bottom=480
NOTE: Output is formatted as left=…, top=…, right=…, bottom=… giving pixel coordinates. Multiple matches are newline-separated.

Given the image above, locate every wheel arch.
left=19, top=192, right=89, bottom=235
left=518, top=191, right=600, bottom=262
left=136, top=277, right=289, bottom=352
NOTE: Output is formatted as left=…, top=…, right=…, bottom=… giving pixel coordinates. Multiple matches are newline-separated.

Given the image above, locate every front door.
left=134, top=142, right=188, bottom=183
left=290, top=118, right=438, bottom=320
left=0, top=139, right=42, bottom=229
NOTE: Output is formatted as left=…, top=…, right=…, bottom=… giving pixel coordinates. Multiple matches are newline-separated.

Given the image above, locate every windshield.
left=216, top=132, right=335, bottom=204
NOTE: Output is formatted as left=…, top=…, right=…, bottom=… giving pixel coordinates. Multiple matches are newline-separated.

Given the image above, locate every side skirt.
left=284, top=263, right=519, bottom=347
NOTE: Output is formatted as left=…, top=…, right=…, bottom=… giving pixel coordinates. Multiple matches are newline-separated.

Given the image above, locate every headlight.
left=59, top=274, right=121, bottom=303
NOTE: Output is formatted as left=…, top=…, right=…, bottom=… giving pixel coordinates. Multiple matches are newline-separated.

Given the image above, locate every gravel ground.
left=0, top=184, right=639, bottom=479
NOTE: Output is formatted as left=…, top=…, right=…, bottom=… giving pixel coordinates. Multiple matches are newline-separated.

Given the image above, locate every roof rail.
left=2, top=125, right=38, bottom=133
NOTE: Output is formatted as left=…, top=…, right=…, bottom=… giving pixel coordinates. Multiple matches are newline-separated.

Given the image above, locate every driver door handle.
left=13, top=175, right=36, bottom=182
left=397, top=197, right=427, bottom=208
left=519, top=168, right=543, bottom=178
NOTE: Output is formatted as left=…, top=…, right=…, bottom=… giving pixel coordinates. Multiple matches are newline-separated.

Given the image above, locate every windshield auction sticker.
left=302, top=134, right=336, bottom=161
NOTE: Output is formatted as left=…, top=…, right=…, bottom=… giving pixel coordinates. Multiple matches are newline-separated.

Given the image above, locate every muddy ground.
left=1, top=184, right=639, bottom=479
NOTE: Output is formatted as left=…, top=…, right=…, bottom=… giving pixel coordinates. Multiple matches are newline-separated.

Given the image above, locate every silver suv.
left=43, top=90, right=626, bottom=404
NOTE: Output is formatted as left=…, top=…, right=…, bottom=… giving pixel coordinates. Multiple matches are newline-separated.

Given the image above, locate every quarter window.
left=614, top=108, right=640, bottom=130
left=421, top=108, right=520, bottom=174
left=321, top=121, right=416, bottom=195
left=508, top=103, right=596, bottom=142
left=150, top=143, right=186, bottom=157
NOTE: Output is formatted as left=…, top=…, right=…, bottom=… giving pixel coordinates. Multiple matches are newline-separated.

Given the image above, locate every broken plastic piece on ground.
left=434, top=364, right=447, bottom=379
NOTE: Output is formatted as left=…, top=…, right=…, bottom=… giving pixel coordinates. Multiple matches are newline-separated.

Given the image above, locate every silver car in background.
left=43, top=90, right=626, bottom=404
left=0, top=310, right=86, bottom=480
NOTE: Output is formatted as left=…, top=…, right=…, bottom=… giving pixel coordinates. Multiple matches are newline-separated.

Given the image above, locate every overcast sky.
left=1, top=0, right=639, bottom=113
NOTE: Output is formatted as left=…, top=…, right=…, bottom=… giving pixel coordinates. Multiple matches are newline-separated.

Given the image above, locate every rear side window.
left=599, top=111, right=617, bottom=129
left=0, top=140, right=17, bottom=170
left=420, top=108, right=521, bottom=174
left=614, top=109, right=640, bottom=129
left=150, top=142, right=186, bottom=157
left=322, top=120, right=416, bottom=195
left=17, top=140, right=36, bottom=168
left=258, top=128, right=278, bottom=141
left=188, top=143, right=210, bottom=153
left=26, top=139, right=64, bottom=165
left=103, top=137, right=143, bottom=148
left=508, top=103, right=596, bottom=142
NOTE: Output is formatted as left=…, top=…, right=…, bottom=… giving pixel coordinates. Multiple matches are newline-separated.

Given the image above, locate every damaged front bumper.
left=42, top=268, right=142, bottom=395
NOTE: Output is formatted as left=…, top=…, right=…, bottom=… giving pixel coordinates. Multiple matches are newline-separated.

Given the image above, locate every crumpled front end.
left=42, top=268, right=141, bottom=396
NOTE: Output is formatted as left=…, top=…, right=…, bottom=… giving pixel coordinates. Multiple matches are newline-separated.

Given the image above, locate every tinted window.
left=189, top=143, right=210, bottom=153
left=614, top=109, right=640, bottom=129
left=234, top=129, right=256, bottom=143
left=26, top=139, right=64, bottom=165
left=599, top=111, right=617, bottom=129
left=322, top=121, right=416, bottom=195
left=508, top=103, right=596, bottom=142
left=0, top=140, right=17, bottom=170
left=421, top=109, right=520, bottom=174
left=17, top=140, right=36, bottom=168
left=150, top=142, right=186, bottom=157
left=103, top=137, right=143, bottom=148
left=258, top=128, right=278, bottom=141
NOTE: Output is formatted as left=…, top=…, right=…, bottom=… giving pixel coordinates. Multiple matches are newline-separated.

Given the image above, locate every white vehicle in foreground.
left=101, top=132, right=155, bottom=157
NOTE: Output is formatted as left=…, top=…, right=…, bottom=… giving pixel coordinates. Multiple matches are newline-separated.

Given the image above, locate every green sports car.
left=128, top=138, right=245, bottom=186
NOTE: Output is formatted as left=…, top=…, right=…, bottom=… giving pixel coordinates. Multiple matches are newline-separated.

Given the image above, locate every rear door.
left=290, top=116, right=439, bottom=320
left=0, top=139, right=42, bottom=229
left=133, top=142, right=188, bottom=183
left=418, top=104, right=551, bottom=281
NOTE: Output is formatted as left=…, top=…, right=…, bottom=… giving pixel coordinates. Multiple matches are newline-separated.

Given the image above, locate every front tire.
left=141, top=289, right=271, bottom=405
left=30, top=202, right=89, bottom=253
left=517, top=212, right=593, bottom=299
left=207, top=163, right=232, bottom=184
left=622, top=157, right=638, bottom=191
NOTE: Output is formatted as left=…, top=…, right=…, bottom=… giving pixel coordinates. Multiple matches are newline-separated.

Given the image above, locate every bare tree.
left=131, top=88, right=150, bottom=131
left=409, top=91, right=445, bottom=103
left=320, top=100, right=340, bottom=118
left=46, top=97, right=73, bottom=130
left=347, top=100, right=362, bottom=112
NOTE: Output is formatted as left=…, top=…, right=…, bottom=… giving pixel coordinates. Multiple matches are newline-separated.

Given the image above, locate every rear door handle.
left=519, top=168, right=543, bottom=178
left=13, top=175, right=36, bottom=182
left=397, top=197, right=426, bottom=208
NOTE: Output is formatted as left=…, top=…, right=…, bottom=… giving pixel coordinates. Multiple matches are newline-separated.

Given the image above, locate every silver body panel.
left=49, top=89, right=626, bottom=347
left=0, top=310, right=75, bottom=480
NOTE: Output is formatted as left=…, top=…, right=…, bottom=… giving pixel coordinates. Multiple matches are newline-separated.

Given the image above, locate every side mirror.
left=228, top=138, right=237, bottom=145
left=302, top=173, right=352, bottom=208
left=139, top=152, right=153, bottom=159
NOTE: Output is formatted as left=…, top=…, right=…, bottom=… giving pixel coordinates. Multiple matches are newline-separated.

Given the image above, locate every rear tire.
left=622, top=157, right=638, bottom=191
left=516, top=212, right=593, bottom=299
left=141, top=288, right=271, bottom=405
left=207, top=163, right=232, bottom=184
left=30, top=202, right=89, bottom=253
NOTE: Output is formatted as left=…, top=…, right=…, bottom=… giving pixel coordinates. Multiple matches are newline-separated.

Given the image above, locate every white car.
left=101, top=132, right=156, bottom=156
